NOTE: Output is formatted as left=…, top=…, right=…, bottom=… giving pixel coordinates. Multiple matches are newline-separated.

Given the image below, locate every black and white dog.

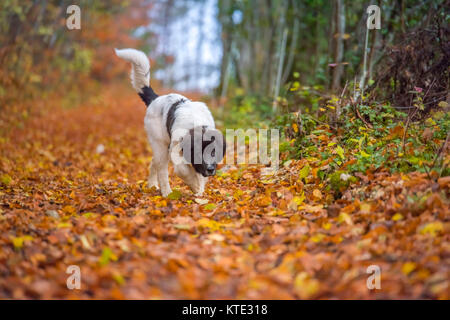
left=115, top=48, right=225, bottom=197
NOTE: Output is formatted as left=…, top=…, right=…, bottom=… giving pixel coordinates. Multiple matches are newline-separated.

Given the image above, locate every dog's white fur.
left=115, top=48, right=216, bottom=197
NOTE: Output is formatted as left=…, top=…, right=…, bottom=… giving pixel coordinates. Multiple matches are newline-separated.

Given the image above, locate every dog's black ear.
left=180, top=127, right=203, bottom=165
left=180, top=127, right=226, bottom=169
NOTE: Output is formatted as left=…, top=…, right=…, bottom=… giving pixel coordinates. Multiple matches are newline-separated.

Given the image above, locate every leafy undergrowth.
left=0, top=85, right=448, bottom=299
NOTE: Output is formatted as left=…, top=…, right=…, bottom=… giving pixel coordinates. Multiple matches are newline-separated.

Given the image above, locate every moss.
left=329, top=171, right=357, bottom=196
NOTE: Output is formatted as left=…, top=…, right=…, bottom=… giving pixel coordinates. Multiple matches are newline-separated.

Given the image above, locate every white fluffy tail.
left=114, top=48, right=150, bottom=93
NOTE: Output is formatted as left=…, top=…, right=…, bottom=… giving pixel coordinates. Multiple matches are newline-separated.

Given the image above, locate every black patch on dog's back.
left=138, top=86, right=158, bottom=106
left=166, top=98, right=188, bottom=137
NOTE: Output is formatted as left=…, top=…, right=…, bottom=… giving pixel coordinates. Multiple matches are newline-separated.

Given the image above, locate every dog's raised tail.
left=114, top=48, right=158, bottom=106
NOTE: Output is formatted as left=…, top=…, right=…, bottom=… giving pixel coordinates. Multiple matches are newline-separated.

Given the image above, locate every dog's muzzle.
left=204, top=164, right=216, bottom=176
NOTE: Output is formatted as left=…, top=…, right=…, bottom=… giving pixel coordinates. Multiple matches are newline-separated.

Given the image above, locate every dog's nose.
left=206, top=165, right=216, bottom=176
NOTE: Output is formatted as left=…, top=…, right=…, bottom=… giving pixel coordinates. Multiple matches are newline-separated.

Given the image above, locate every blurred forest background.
left=1, top=0, right=448, bottom=101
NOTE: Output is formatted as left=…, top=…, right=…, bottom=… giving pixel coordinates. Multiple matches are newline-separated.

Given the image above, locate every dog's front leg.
left=153, top=148, right=172, bottom=197
left=195, top=176, right=208, bottom=196
left=147, top=159, right=159, bottom=189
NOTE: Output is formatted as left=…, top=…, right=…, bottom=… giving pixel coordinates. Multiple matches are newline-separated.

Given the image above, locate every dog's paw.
left=161, top=189, right=172, bottom=198
left=147, top=183, right=159, bottom=190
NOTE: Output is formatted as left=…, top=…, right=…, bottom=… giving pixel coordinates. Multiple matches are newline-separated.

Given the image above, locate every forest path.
left=0, top=85, right=448, bottom=299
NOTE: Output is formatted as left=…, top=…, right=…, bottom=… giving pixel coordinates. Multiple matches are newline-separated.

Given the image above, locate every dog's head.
left=181, top=126, right=226, bottom=177
left=170, top=126, right=226, bottom=193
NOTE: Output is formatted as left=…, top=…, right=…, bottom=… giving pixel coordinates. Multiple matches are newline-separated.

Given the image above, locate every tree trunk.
left=331, top=0, right=345, bottom=92
left=282, top=0, right=300, bottom=84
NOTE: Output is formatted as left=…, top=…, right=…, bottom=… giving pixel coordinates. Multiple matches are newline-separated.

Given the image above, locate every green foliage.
left=286, top=80, right=325, bottom=114
left=275, top=100, right=449, bottom=196
left=221, top=94, right=273, bottom=129
left=340, top=104, right=449, bottom=175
